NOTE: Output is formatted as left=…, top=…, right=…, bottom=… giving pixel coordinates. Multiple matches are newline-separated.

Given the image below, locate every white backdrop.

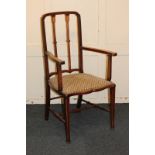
left=26, top=0, right=128, bottom=104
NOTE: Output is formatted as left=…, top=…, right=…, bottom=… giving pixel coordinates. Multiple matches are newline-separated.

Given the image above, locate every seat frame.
left=41, top=11, right=117, bottom=143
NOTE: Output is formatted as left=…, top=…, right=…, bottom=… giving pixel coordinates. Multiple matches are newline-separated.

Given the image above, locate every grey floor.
left=27, top=104, right=129, bottom=155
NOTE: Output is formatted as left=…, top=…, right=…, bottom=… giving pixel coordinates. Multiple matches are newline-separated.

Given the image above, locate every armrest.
left=45, top=51, right=65, bottom=65
left=45, top=51, right=64, bottom=91
left=82, top=46, right=117, bottom=81
left=82, top=46, right=117, bottom=56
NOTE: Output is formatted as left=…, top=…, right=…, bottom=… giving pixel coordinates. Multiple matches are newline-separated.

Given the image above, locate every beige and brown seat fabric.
left=41, top=11, right=117, bottom=143
left=49, top=73, right=115, bottom=96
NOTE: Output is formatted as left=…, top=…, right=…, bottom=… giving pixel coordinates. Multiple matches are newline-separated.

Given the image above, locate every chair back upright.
left=41, top=11, right=83, bottom=81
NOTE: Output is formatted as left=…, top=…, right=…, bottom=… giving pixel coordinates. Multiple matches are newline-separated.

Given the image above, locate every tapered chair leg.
left=109, top=86, right=115, bottom=128
left=45, top=84, right=50, bottom=120
left=76, top=95, right=82, bottom=108
left=64, top=97, right=70, bottom=143
left=61, top=98, right=65, bottom=118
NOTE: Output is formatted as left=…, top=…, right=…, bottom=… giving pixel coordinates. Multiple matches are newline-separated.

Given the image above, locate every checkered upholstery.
left=49, top=73, right=115, bottom=96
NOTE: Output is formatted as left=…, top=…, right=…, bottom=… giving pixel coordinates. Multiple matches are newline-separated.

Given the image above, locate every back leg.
left=45, top=84, right=50, bottom=120
left=61, top=98, right=65, bottom=118
left=76, top=95, right=82, bottom=109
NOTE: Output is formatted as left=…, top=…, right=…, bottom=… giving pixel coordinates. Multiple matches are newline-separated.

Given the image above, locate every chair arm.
left=45, top=51, right=65, bottom=65
left=82, top=46, right=117, bottom=56
left=82, top=46, right=117, bottom=80
left=45, top=51, right=65, bottom=91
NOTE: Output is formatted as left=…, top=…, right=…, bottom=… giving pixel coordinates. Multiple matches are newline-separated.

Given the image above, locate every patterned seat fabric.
left=49, top=73, right=115, bottom=96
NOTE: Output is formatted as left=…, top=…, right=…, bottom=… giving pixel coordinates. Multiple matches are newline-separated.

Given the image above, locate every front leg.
left=64, top=97, right=71, bottom=143
left=109, top=86, right=116, bottom=128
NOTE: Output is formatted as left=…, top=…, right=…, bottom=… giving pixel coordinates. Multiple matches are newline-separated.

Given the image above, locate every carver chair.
left=41, top=11, right=117, bottom=143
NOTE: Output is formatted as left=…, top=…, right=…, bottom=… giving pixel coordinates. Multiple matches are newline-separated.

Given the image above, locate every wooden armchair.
left=41, top=11, right=117, bottom=143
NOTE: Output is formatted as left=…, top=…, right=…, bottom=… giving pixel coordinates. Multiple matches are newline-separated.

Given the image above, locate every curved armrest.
left=45, top=51, right=65, bottom=91
left=82, top=46, right=117, bottom=56
left=45, top=51, right=65, bottom=65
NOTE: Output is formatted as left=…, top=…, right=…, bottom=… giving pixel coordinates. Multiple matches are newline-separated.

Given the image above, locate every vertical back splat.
left=51, top=15, right=58, bottom=57
left=65, top=14, right=71, bottom=72
left=76, top=15, right=83, bottom=73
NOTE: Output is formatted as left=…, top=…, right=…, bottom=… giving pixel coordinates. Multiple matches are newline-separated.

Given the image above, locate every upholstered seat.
left=41, top=11, right=117, bottom=142
left=49, top=73, right=115, bottom=96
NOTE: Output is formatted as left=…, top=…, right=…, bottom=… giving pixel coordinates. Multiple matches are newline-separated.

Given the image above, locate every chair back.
left=41, top=11, right=83, bottom=80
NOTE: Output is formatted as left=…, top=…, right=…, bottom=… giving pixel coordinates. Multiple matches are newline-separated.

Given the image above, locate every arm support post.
left=45, top=51, right=65, bottom=91
left=105, top=55, right=112, bottom=81
left=82, top=46, right=117, bottom=81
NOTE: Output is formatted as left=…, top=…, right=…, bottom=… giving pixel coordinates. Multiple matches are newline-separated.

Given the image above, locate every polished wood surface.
left=105, top=55, right=112, bottom=81
left=65, top=14, right=72, bottom=71
left=46, top=51, right=65, bottom=65
left=109, top=87, right=115, bottom=128
left=40, top=11, right=117, bottom=143
left=82, top=46, right=117, bottom=56
left=51, top=15, right=58, bottom=57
